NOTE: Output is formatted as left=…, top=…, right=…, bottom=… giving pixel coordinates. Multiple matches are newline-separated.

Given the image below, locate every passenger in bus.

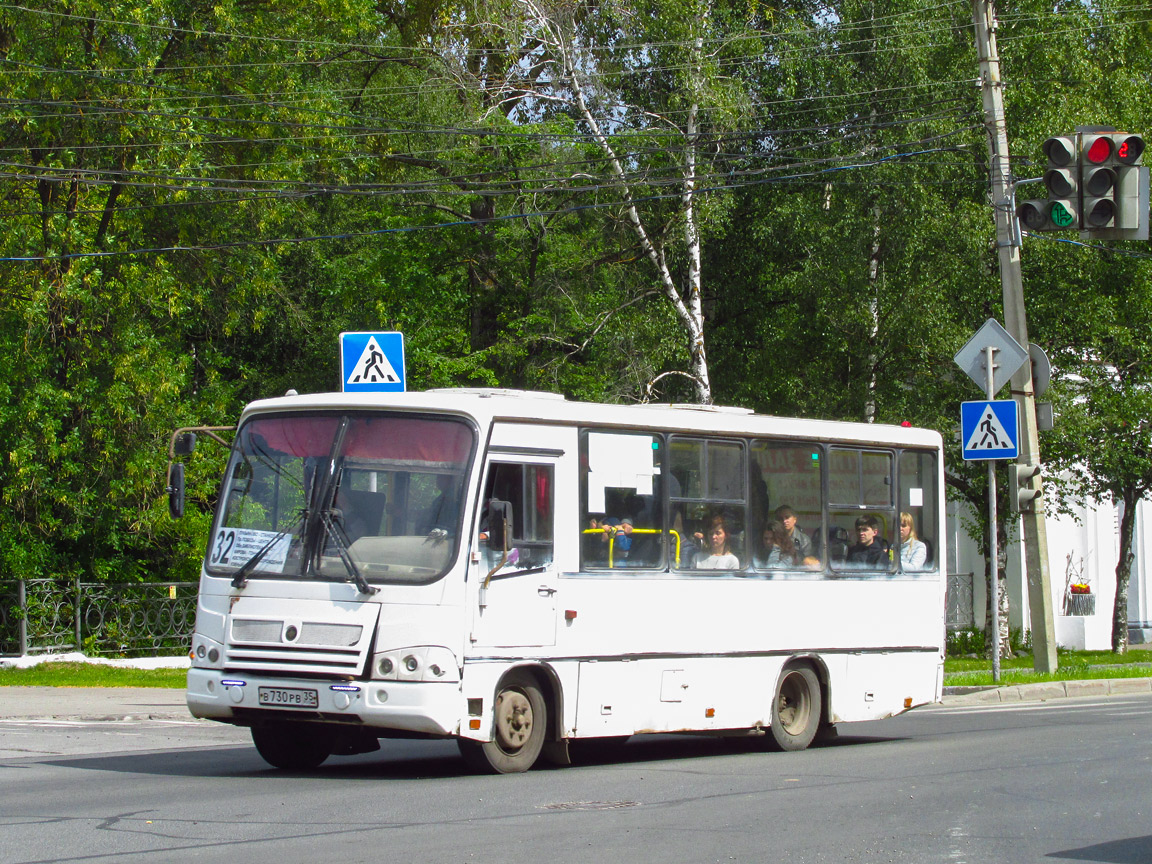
left=755, top=521, right=798, bottom=568
left=897, top=512, right=928, bottom=570
left=693, top=516, right=741, bottom=570
left=774, top=505, right=813, bottom=559
left=589, top=515, right=633, bottom=563
left=756, top=521, right=820, bottom=570
left=846, top=515, right=891, bottom=568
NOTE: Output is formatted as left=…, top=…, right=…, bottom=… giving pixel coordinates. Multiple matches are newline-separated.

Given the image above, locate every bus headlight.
left=371, top=646, right=459, bottom=682
left=190, top=635, right=224, bottom=669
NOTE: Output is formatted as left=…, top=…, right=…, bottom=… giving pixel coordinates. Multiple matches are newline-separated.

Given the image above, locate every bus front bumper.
left=186, top=668, right=462, bottom=736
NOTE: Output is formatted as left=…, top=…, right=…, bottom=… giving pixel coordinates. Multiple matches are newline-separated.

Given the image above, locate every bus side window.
left=480, top=462, right=554, bottom=571
left=829, top=448, right=896, bottom=574
left=580, top=431, right=664, bottom=571
left=670, top=437, right=746, bottom=572
left=898, top=449, right=938, bottom=573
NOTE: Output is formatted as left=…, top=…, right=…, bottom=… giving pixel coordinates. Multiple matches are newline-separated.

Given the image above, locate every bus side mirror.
left=173, top=433, right=198, bottom=456
left=168, top=463, right=186, bottom=519
left=486, top=499, right=512, bottom=551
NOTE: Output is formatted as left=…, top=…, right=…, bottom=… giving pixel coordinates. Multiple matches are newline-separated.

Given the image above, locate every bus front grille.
left=224, top=643, right=364, bottom=675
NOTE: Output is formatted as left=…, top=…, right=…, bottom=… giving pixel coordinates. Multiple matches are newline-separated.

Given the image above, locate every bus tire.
left=769, top=666, right=821, bottom=752
left=251, top=723, right=333, bottom=770
left=458, top=671, right=547, bottom=774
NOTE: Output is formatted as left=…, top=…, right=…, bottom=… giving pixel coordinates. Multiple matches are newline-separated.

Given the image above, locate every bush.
left=947, top=628, right=984, bottom=656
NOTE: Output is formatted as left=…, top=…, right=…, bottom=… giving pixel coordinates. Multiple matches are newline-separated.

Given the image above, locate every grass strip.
left=945, top=665, right=1152, bottom=688
left=945, top=648, right=1152, bottom=674
left=0, top=662, right=186, bottom=688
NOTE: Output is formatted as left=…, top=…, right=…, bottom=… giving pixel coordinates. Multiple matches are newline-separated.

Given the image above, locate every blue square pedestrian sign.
left=961, top=400, right=1018, bottom=461
left=340, top=332, right=406, bottom=393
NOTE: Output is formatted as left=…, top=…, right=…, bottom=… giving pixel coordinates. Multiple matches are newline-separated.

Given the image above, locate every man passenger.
left=846, top=514, right=890, bottom=568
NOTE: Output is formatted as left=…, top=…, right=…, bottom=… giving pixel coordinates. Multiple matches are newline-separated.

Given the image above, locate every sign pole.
left=985, top=346, right=1001, bottom=683
left=972, top=0, right=1057, bottom=675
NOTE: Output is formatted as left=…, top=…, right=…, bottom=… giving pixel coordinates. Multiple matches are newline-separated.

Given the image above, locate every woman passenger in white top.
left=694, top=516, right=740, bottom=570
left=897, top=511, right=927, bottom=570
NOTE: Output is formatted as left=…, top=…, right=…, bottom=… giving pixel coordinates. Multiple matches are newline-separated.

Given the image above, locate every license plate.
left=258, top=686, right=319, bottom=708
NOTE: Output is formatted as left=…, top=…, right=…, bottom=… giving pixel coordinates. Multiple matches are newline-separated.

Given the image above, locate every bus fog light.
left=376, top=689, right=389, bottom=704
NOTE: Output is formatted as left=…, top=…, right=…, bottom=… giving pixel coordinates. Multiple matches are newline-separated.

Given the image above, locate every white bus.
left=179, top=388, right=946, bottom=773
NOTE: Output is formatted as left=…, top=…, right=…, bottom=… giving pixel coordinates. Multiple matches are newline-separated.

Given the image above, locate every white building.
left=948, top=496, right=1152, bottom=650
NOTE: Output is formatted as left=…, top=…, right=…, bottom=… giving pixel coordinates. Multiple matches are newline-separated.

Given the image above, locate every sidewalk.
left=0, top=686, right=191, bottom=721
left=942, top=676, right=1152, bottom=706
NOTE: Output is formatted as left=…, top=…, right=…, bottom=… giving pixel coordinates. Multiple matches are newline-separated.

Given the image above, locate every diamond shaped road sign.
left=953, top=318, right=1029, bottom=395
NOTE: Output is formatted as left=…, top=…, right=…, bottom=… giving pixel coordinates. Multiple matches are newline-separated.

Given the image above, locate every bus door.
left=470, top=457, right=558, bottom=649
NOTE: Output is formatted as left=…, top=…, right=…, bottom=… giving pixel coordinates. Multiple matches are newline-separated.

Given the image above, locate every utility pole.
left=971, top=0, right=1058, bottom=673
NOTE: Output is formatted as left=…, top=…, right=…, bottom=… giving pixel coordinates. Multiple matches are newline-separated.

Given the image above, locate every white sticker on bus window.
left=908, top=488, right=923, bottom=508
left=210, top=528, right=291, bottom=573
left=587, top=433, right=656, bottom=512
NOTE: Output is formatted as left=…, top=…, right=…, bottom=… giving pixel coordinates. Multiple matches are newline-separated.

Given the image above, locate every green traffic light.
left=1050, top=202, right=1075, bottom=228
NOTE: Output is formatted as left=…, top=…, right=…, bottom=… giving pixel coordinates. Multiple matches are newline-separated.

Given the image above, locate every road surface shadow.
left=1048, top=837, right=1152, bottom=863
left=36, top=730, right=902, bottom=779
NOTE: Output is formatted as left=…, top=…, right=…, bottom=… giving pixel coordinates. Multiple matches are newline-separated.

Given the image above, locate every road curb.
left=943, top=677, right=1152, bottom=705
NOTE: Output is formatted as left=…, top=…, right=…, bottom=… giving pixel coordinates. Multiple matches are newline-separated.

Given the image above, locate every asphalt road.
left=2, top=691, right=1151, bottom=864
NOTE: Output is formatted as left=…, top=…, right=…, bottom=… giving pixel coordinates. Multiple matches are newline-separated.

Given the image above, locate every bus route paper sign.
left=340, top=332, right=406, bottom=393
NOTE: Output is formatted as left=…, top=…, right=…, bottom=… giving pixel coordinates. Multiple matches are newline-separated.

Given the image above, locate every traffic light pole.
left=972, top=0, right=1058, bottom=674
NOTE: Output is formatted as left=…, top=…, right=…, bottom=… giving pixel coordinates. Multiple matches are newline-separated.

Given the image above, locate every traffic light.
left=1105, top=134, right=1147, bottom=239
left=1081, top=133, right=1118, bottom=229
left=1010, top=461, right=1041, bottom=513
left=1079, top=132, right=1148, bottom=239
left=1017, top=135, right=1078, bottom=231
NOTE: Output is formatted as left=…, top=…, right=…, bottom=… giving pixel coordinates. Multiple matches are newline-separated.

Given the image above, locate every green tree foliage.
left=2, top=0, right=1152, bottom=604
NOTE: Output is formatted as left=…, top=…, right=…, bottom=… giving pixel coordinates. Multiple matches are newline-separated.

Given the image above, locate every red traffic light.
left=1085, top=135, right=1114, bottom=164
left=1116, top=135, right=1146, bottom=165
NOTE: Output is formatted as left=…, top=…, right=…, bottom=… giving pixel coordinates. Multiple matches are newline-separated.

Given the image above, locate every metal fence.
left=947, top=571, right=976, bottom=630
left=0, top=579, right=197, bottom=657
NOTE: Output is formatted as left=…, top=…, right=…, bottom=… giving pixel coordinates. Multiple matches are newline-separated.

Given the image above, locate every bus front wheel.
left=769, top=666, right=821, bottom=752
left=459, top=671, right=547, bottom=774
left=251, top=723, right=333, bottom=770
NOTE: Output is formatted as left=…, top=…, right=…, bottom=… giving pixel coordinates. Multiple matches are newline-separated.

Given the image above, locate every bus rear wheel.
left=251, top=723, right=333, bottom=770
left=458, top=671, right=547, bottom=774
left=769, top=666, right=821, bottom=752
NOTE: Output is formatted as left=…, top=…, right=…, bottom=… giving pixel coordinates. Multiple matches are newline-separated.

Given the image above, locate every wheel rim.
left=493, top=688, right=533, bottom=753
left=777, top=672, right=812, bottom=735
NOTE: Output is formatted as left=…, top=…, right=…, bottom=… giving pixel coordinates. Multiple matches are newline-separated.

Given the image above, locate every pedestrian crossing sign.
left=340, top=332, right=406, bottom=393
left=961, top=400, right=1018, bottom=461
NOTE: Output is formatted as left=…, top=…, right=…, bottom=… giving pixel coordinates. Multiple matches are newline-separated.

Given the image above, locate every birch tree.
left=455, top=0, right=774, bottom=403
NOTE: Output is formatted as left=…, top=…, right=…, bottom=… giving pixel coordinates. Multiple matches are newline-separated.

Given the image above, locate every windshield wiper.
left=231, top=510, right=305, bottom=589
left=320, top=509, right=378, bottom=596
left=298, top=417, right=378, bottom=596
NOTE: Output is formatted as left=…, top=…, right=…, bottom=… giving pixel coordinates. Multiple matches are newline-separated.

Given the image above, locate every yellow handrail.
left=581, top=527, right=681, bottom=568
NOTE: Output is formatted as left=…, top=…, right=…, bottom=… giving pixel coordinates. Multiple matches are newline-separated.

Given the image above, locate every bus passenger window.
left=749, top=442, right=823, bottom=572
left=669, top=437, right=746, bottom=572
left=580, top=431, right=664, bottom=570
left=898, top=450, right=938, bottom=573
left=829, top=448, right=896, bottom=574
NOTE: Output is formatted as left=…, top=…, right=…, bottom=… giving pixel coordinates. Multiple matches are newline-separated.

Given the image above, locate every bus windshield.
left=206, top=412, right=475, bottom=587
